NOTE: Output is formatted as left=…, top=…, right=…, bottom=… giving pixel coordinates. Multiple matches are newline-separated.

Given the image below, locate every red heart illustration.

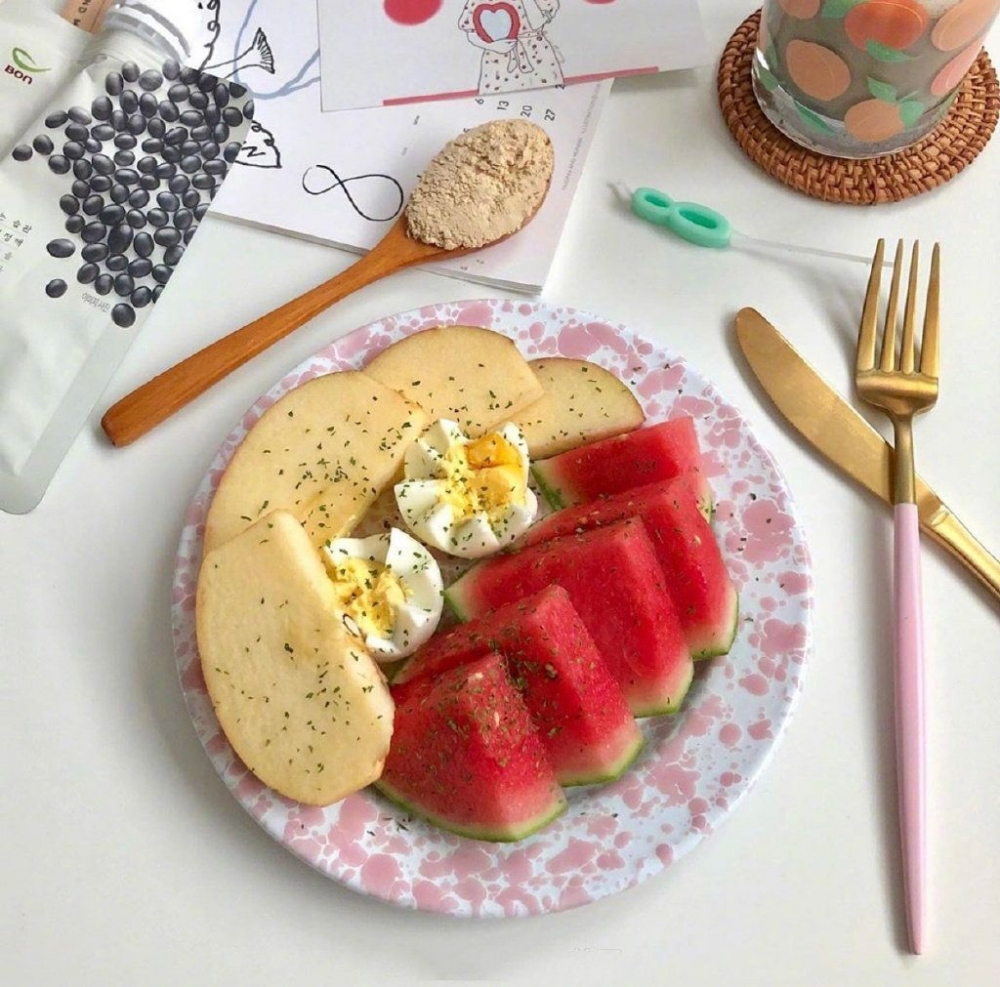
left=473, top=2, right=521, bottom=43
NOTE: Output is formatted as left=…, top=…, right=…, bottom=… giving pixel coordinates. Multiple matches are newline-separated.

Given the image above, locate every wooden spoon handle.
left=101, top=220, right=442, bottom=447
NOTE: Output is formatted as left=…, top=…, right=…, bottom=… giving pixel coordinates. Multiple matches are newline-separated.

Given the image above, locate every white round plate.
left=173, top=299, right=813, bottom=917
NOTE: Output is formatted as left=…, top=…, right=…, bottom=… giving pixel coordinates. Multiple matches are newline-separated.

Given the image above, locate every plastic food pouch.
left=0, top=1, right=253, bottom=513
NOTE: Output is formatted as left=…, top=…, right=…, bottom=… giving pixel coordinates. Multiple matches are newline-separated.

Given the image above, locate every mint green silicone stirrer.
left=626, top=185, right=877, bottom=265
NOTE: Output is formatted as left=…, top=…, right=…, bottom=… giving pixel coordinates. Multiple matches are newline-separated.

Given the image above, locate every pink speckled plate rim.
left=172, top=298, right=814, bottom=918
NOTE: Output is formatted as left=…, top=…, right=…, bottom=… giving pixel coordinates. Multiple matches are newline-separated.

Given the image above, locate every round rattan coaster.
left=718, top=9, right=1000, bottom=205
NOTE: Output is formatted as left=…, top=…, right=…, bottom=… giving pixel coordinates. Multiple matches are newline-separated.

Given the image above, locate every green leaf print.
left=821, top=0, right=863, bottom=18
left=866, top=40, right=912, bottom=63
left=795, top=102, right=836, bottom=134
left=867, top=78, right=899, bottom=102
left=899, top=100, right=925, bottom=129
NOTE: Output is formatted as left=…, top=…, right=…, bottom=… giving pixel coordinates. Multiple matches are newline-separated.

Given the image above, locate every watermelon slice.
left=375, top=652, right=567, bottom=842
left=394, top=586, right=644, bottom=786
left=522, top=473, right=740, bottom=659
left=531, top=417, right=705, bottom=510
left=446, top=519, right=694, bottom=717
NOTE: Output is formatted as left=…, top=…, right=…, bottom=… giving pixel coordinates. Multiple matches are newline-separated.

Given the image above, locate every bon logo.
left=5, top=47, right=50, bottom=84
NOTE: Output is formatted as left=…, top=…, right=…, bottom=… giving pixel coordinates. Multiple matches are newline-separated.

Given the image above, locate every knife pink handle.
left=895, top=502, right=926, bottom=954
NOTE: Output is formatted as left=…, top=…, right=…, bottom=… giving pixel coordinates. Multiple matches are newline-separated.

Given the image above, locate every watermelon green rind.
left=558, top=720, right=645, bottom=787
left=690, top=583, right=740, bottom=660
left=373, top=777, right=567, bottom=843
left=635, top=659, right=694, bottom=717
left=529, top=462, right=565, bottom=511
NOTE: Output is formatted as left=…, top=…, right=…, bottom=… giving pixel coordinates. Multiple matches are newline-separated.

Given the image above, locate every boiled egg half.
left=320, top=527, right=443, bottom=662
left=394, top=419, right=538, bottom=559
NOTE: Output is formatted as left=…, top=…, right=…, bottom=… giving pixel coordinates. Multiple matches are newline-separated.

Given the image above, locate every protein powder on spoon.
left=0, top=0, right=252, bottom=514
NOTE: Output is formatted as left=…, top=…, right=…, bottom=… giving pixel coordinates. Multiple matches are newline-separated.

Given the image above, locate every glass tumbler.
left=752, top=0, right=1000, bottom=158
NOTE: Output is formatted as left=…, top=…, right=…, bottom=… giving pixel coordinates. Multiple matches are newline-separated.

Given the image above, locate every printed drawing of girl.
left=459, top=0, right=564, bottom=95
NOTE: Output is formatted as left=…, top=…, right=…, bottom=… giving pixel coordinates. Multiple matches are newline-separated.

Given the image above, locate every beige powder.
left=405, top=119, right=554, bottom=251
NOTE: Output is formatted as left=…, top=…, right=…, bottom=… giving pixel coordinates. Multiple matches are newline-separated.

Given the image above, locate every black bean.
left=158, top=100, right=180, bottom=123
left=122, top=62, right=140, bottom=83
left=109, top=184, right=129, bottom=204
left=126, top=210, right=147, bottom=230
left=82, top=222, right=107, bottom=244
left=100, top=204, right=125, bottom=226
left=162, top=58, right=180, bottom=81
left=82, top=195, right=105, bottom=215
left=117, top=169, right=140, bottom=186
left=203, top=106, right=221, bottom=126
left=212, top=83, right=230, bottom=109
left=147, top=209, right=169, bottom=228
left=92, top=123, right=115, bottom=142
left=147, top=117, right=166, bottom=139
left=33, top=134, right=54, bottom=155
left=73, top=158, right=94, bottom=180
left=68, top=105, right=92, bottom=125
left=182, top=189, right=200, bottom=209
left=168, top=175, right=190, bottom=194
left=62, top=142, right=85, bottom=160
left=203, top=159, right=228, bottom=177
left=183, top=228, right=196, bottom=244
left=133, top=233, right=154, bottom=258
left=137, top=155, right=158, bottom=175
left=200, top=141, right=219, bottom=160
left=180, top=140, right=200, bottom=158
left=131, top=286, right=153, bottom=309
left=221, top=107, right=244, bottom=128
left=141, top=138, right=163, bottom=154
left=114, top=273, right=135, bottom=296
left=188, top=91, right=209, bottom=111
left=12, top=144, right=32, bottom=161
left=165, top=126, right=188, bottom=146
left=156, top=191, right=179, bottom=212
left=180, top=109, right=205, bottom=128
left=163, top=244, right=185, bottom=266
left=65, top=216, right=85, bottom=234
left=112, top=304, right=136, bottom=328
left=128, top=258, right=153, bottom=279
left=60, top=195, right=80, bottom=216
left=243, top=100, right=255, bottom=120
left=105, top=72, right=124, bottom=96
left=180, top=155, right=200, bottom=174
left=114, top=132, right=137, bottom=150
left=46, top=279, right=68, bottom=298
left=152, top=284, right=164, bottom=302
left=139, top=69, right=163, bottom=92
left=129, top=188, right=150, bottom=208
left=72, top=179, right=91, bottom=197
left=85, top=138, right=103, bottom=154
left=179, top=66, right=199, bottom=86
left=65, top=122, right=90, bottom=142
left=155, top=162, right=177, bottom=180
left=127, top=114, right=146, bottom=136
left=114, top=149, right=135, bottom=168
left=229, top=82, right=248, bottom=98
left=45, top=111, right=69, bottom=129
left=106, top=254, right=128, bottom=272
left=198, top=72, right=218, bottom=93
left=119, top=90, right=139, bottom=115
left=82, top=243, right=109, bottom=263
left=189, top=124, right=212, bottom=143
left=154, top=227, right=181, bottom=248
left=48, top=154, right=71, bottom=175
left=47, top=239, right=76, bottom=259
left=194, top=203, right=209, bottom=221
left=212, top=123, right=230, bottom=143
left=89, top=175, right=112, bottom=193
left=173, top=209, right=193, bottom=232
left=192, top=173, right=216, bottom=190
left=168, top=82, right=189, bottom=103
left=152, top=264, right=172, bottom=285
left=139, top=174, right=160, bottom=191
left=93, top=153, right=115, bottom=175
left=111, top=109, right=127, bottom=132
left=77, top=263, right=99, bottom=284
left=94, top=274, right=114, bottom=295
left=92, top=96, right=113, bottom=120
left=108, top=224, right=134, bottom=254
left=161, top=145, right=181, bottom=164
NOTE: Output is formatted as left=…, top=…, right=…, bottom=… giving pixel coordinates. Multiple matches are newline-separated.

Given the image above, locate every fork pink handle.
left=894, top=502, right=926, bottom=954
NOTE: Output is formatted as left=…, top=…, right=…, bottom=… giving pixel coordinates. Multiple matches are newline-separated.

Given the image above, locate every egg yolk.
left=325, top=556, right=408, bottom=639
left=440, top=432, right=526, bottom=523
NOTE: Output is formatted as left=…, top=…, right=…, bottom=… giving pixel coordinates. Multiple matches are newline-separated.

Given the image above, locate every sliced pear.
left=196, top=510, right=394, bottom=806
left=512, top=358, right=645, bottom=458
left=204, top=371, right=427, bottom=553
left=362, top=325, right=543, bottom=438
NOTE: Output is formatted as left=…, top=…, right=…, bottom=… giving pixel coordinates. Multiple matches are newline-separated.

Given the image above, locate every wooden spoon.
left=100, top=217, right=472, bottom=447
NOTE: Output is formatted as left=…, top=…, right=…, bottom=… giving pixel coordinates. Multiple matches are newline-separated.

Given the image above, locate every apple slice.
left=512, top=358, right=645, bottom=458
left=362, top=325, right=544, bottom=438
left=204, top=371, right=427, bottom=553
left=196, top=510, right=394, bottom=806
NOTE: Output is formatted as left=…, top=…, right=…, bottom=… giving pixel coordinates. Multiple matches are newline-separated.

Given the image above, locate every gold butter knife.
left=735, top=307, right=1000, bottom=603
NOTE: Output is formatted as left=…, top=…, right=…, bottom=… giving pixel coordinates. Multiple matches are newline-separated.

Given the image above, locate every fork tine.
left=880, top=240, right=905, bottom=371
left=900, top=242, right=920, bottom=374
left=857, top=238, right=885, bottom=374
left=921, top=242, right=941, bottom=380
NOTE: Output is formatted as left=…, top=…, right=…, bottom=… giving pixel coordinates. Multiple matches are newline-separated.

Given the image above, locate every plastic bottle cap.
left=101, top=0, right=206, bottom=64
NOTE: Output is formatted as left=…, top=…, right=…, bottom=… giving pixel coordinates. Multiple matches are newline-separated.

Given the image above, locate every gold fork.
left=856, top=238, right=940, bottom=956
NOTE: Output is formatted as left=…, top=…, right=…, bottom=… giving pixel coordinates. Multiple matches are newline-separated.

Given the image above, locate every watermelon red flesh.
left=446, top=519, right=694, bottom=717
left=531, top=417, right=705, bottom=510
left=521, top=473, right=739, bottom=659
left=375, top=652, right=567, bottom=842
left=393, top=585, right=644, bottom=786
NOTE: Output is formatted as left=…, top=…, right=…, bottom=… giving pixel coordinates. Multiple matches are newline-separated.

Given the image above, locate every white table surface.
left=3, top=3, right=999, bottom=984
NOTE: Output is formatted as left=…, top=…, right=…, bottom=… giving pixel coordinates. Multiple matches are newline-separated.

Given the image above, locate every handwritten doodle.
left=301, top=165, right=404, bottom=223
